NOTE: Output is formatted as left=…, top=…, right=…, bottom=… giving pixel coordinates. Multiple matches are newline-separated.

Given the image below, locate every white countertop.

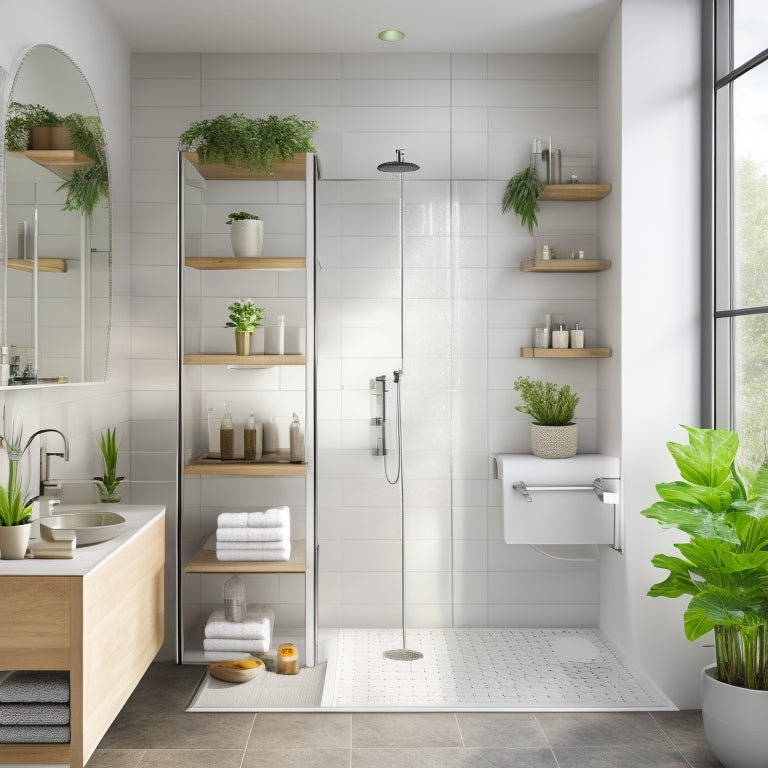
left=0, top=505, right=166, bottom=577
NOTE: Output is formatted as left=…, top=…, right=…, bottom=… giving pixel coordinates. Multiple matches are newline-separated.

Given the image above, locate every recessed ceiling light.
left=378, top=29, right=404, bottom=42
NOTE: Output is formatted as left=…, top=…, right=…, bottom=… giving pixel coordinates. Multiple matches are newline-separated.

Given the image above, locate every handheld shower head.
left=377, top=149, right=420, bottom=173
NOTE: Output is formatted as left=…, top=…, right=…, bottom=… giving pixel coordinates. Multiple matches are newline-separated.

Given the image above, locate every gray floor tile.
left=247, top=713, right=350, bottom=749
left=553, top=746, right=689, bottom=768
left=456, top=713, right=547, bottom=748
left=535, top=712, right=668, bottom=748
left=241, top=747, right=351, bottom=768
left=137, top=749, right=243, bottom=768
left=351, top=747, right=489, bottom=768
left=467, top=748, right=559, bottom=767
left=85, top=749, right=145, bottom=768
left=651, top=710, right=710, bottom=749
left=350, top=712, right=462, bottom=748
left=676, top=745, right=724, bottom=768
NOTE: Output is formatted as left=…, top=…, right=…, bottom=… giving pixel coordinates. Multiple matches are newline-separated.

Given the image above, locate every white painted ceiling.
left=92, top=0, right=620, bottom=54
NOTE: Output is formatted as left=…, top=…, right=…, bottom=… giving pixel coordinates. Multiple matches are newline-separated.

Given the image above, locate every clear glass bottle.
left=289, top=412, right=304, bottom=464
left=244, top=411, right=258, bottom=461
left=219, top=403, right=234, bottom=461
left=223, top=575, right=247, bottom=623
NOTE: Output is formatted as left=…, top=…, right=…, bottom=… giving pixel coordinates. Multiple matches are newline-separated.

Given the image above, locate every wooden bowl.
left=209, top=658, right=265, bottom=683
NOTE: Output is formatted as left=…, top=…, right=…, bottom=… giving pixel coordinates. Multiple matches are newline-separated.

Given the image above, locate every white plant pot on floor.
left=702, top=665, right=768, bottom=768
left=230, top=219, right=264, bottom=258
left=530, top=423, right=577, bottom=459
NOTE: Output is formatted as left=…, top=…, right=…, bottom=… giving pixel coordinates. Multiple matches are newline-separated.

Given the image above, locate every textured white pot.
left=0, top=522, right=32, bottom=559
left=702, top=665, right=768, bottom=768
left=530, top=423, right=577, bottom=459
left=230, top=219, right=264, bottom=258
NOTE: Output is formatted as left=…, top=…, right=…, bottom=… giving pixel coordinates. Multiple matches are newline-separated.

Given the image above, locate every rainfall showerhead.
left=377, top=149, right=420, bottom=173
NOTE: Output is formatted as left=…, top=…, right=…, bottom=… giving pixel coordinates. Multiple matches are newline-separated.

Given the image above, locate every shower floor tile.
left=326, top=628, right=673, bottom=710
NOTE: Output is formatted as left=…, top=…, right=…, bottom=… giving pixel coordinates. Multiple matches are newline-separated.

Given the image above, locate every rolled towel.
left=203, top=638, right=270, bottom=653
left=215, top=543, right=291, bottom=562
left=0, top=672, right=69, bottom=703
left=0, top=724, right=70, bottom=743
left=217, top=507, right=290, bottom=529
left=0, top=703, right=69, bottom=726
left=215, top=540, right=290, bottom=551
left=216, top=526, right=288, bottom=543
left=204, top=607, right=274, bottom=640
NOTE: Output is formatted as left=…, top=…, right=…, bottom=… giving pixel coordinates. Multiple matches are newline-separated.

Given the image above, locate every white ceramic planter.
left=0, top=522, right=32, bottom=559
left=230, top=219, right=264, bottom=258
left=702, top=665, right=768, bottom=768
left=530, top=423, right=577, bottom=458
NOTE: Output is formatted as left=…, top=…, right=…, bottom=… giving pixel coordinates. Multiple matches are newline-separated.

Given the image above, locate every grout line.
left=454, top=712, right=466, bottom=748
left=238, top=712, right=258, bottom=768
left=532, top=713, right=562, bottom=768
left=648, top=711, right=697, bottom=768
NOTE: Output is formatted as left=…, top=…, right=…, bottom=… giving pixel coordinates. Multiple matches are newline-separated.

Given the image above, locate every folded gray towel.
left=0, top=724, right=70, bottom=743
left=0, top=703, right=70, bottom=725
left=0, top=672, right=70, bottom=703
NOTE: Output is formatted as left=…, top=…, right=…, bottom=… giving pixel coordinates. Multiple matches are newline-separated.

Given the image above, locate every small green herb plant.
left=226, top=211, right=260, bottom=224
left=226, top=299, right=265, bottom=333
left=4, top=102, right=63, bottom=152
left=501, top=166, right=545, bottom=234
left=179, top=113, right=317, bottom=173
left=513, top=376, right=579, bottom=426
left=94, top=427, right=123, bottom=502
left=0, top=411, right=32, bottom=526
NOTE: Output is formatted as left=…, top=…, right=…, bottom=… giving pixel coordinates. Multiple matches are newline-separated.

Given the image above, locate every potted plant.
left=502, top=165, right=545, bottom=234
left=0, top=414, right=33, bottom=559
left=642, top=425, right=768, bottom=768
left=94, top=427, right=123, bottom=503
left=513, top=375, right=579, bottom=458
left=227, top=211, right=263, bottom=258
left=226, top=299, right=266, bottom=355
left=4, top=101, right=64, bottom=151
left=178, top=112, right=317, bottom=174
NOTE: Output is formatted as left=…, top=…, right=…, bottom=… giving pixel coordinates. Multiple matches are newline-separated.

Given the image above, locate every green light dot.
left=378, top=29, right=404, bottom=42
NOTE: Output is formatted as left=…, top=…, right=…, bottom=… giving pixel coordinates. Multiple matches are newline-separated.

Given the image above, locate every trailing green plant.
left=179, top=113, right=317, bottom=173
left=501, top=166, right=545, bottom=234
left=4, top=102, right=63, bottom=152
left=226, top=211, right=260, bottom=224
left=225, top=299, right=265, bottom=333
left=58, top=113, right=109, bottom=216
left=513, top=375, right=579, bottom=426
left=642, top=425, right=768, bottom=690
left=93, top=427, right=123, bottom=499
left=0, top=411, right=32, bottom=526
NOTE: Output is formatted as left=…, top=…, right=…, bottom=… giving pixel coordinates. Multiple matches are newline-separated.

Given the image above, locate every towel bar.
left=512, top=478, right=618, bottom=504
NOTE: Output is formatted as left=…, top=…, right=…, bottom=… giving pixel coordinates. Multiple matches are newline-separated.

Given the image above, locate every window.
left=714, top=0, right=768, bottom=466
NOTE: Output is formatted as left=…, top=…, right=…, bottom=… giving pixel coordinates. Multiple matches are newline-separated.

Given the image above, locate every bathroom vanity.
left=0, top=506, right=165, bottom=768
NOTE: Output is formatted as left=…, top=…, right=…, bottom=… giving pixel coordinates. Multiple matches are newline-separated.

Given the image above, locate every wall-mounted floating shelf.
left=183, top=354, right=305, bottom=366
left=11, top=149, right=94, bottom=181
left=184, top=544, right=306, bottom=574
left=185, top=256, right=305, bottom=271
left=182, top=151, right=307, bottom=181
left=538, top=184, right=611, bottom=201
left=521, top=258, right=611, bottom=273
left=7, top=258, right=67, bottom=273
left=521, top=347, right=612, bottom=359
left=184, top=454, right=307, bottom=476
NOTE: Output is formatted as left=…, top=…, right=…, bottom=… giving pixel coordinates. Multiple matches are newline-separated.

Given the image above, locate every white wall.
left=599, top=0, right=710, bottom=708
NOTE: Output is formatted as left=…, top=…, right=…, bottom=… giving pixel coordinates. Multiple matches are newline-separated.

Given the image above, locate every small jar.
left=534, top=328, right=550, bottom=349
left=276, top=642, right=299, bottom=674
left=551, top=324, right=569, bottom=349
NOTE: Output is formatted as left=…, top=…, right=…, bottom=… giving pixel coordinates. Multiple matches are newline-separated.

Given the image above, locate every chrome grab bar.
left=512, top=478, right=618, bottom=504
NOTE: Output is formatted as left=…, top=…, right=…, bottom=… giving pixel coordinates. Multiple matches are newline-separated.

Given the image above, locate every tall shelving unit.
left=177, top=152, right=317, bottom=667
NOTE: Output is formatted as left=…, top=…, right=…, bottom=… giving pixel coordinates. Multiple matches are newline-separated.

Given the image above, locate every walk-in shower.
left=375, top=150, right=422, bottom=662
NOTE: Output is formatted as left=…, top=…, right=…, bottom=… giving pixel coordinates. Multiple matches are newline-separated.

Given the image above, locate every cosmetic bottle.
left=570, top=322, right=585, bottom=349
left=289, top=413, right=304, bottom=463
left=207, top=408, right=221, bottom=457
left=243, top=411, right=258, bottom=461
left=220, top=403, right=235, bottom=461
left=551, top=320, right=569, bottom=349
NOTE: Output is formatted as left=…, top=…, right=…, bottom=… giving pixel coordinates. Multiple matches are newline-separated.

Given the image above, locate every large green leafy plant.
left=642, top=426, right=768, bottom=690
left=513, top=376, right=579, bottom=426
left=179, top=113, right=317, bottom=173
left=4, top=102, right=63, bottom=152
left=501, top=166, right=545, bottom=234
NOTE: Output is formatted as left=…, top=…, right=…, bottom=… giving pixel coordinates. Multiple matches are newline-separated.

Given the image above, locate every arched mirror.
left=1, top=45, right=110, bottom=386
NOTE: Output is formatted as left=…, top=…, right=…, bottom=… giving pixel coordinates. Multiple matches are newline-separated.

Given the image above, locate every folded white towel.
left=204, top=607, right=274, bottom=640
left=216, top=526, right=288, bottom=543
left=217, top=507, right=290, bottom=529
left=215, top=543, right=291, bottom=561
left=203, top=638, right=270, bottom=653
left=215, top=540, right=290, bottom=551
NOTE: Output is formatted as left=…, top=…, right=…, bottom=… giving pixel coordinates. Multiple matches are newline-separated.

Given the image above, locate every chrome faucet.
left=23, top=429, right=70, bottom=498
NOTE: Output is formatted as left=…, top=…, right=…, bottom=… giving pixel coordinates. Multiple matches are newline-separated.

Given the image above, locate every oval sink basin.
left=40, top=511, right=126, bottom=546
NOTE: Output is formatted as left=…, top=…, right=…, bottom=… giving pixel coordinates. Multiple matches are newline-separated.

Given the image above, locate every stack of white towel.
left=215, top=507, right=291, bottom=561
left=202, top=606, right=275, bottom=653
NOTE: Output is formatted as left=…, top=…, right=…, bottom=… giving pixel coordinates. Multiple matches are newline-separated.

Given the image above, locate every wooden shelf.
left=183, top=354, right=305, bottom=366
left=185, top=256, right=305, bottom=270
left=521, top=258, right=611, bottom=273
left=521, top=347, right=612, bottom=358
left=182, top=151, right=307, bottom=181
left=0, top=744, right=71, bottom=765
left=185, top=454, right=308, bottom=476
left=12, top=149, right=94, bottom=181
left=538, top=184, right=611, bottom=201
left=7, top=258, right=67, bottom=273
left=184, top=542, right=306, bottom=573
